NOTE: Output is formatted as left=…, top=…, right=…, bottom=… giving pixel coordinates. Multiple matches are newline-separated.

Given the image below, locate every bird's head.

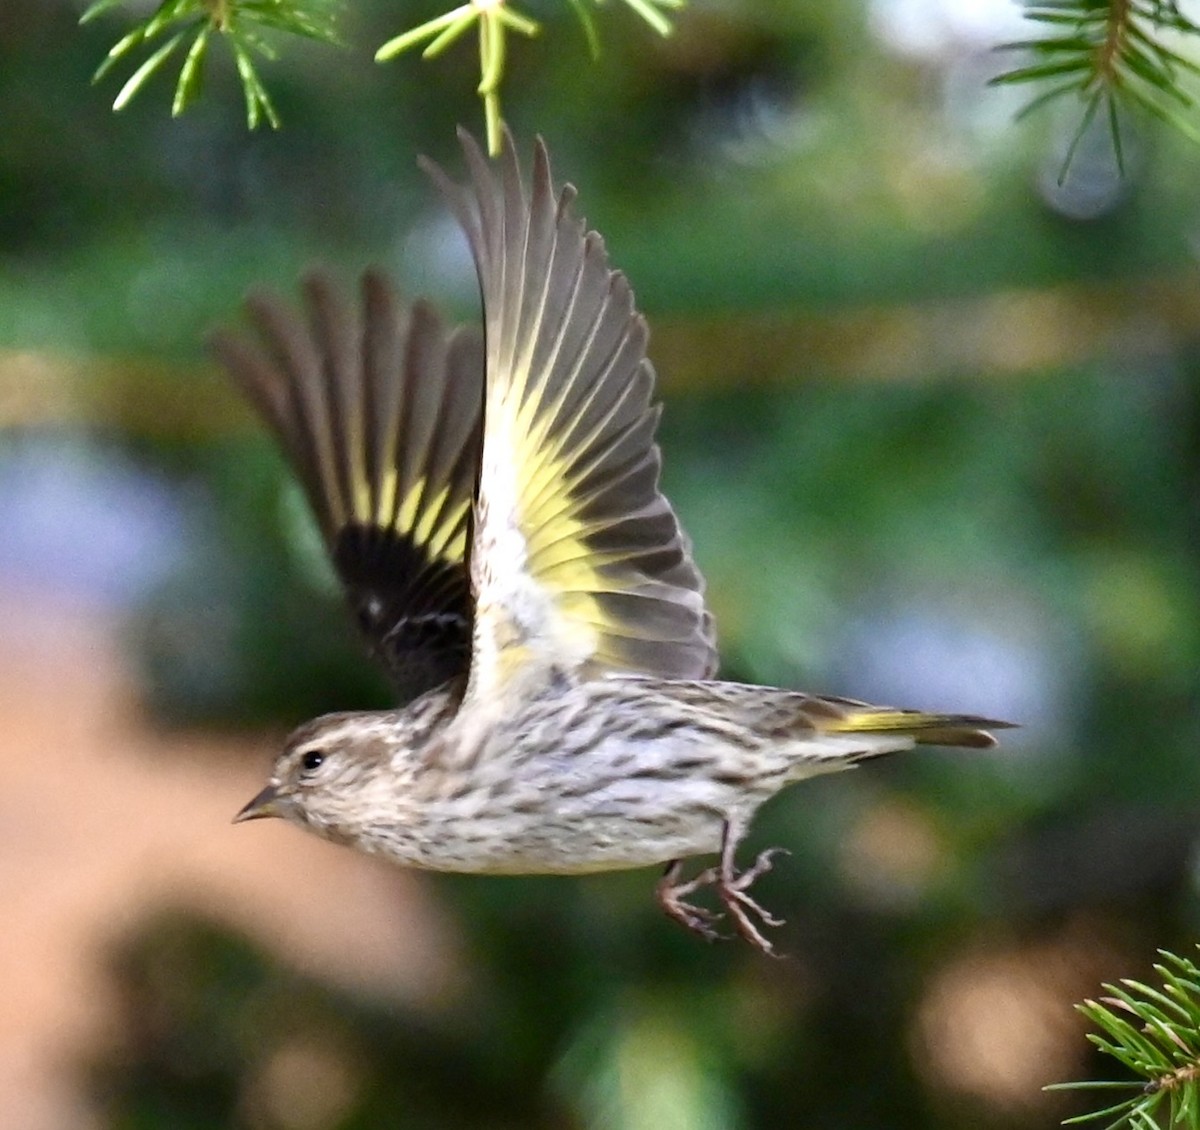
left=233, top=710, right=423, bottom=846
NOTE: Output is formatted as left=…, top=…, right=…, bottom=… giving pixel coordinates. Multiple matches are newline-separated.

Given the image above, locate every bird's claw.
left=719, top=868, right=786, bottom=955
left=657, top=862, right=726, bottom=942
left=724, top=847, right=788, bottom=931
left=657, top=845, right=790, bottom=955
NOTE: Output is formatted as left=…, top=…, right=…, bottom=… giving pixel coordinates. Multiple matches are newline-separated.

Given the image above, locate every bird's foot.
left=657, top=860, right=724, bottom=943
left=716, top=846, right=789, bottom=957
left=657, top=843, right=790, bottom=955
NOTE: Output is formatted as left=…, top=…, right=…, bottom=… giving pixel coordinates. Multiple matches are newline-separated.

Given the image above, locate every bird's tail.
left=816, top=707, right=1013, bottom=749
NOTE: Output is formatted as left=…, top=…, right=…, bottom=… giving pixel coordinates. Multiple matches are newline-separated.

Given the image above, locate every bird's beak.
left=234, top=783, right=283, bottom=824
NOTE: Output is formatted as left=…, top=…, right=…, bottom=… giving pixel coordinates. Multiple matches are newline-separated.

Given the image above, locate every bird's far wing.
left=421, top=131, right=717, bottom=704
left=211, top=270, right=483, bottom=703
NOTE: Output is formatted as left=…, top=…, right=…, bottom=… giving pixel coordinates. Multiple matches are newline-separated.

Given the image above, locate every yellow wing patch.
left=212, top=268, right=483, bottom=702
left=358, top=474, right=470, bottom=566
left=424, top=132, right=718, bottom=701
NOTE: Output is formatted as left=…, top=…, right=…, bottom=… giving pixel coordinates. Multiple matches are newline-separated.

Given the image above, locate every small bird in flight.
left=213, top=131, right=1009, bottom=954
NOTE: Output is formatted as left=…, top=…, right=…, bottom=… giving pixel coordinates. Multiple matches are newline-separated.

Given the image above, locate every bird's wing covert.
left=211, top=270, right=483, bottom=703
left=421, top=131, right=717, bottom=701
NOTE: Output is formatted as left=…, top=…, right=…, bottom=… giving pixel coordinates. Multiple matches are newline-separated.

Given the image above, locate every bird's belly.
left=381, top=687, right=783, bottom=875
left=388, top=742, right=741, bottom=874
left=399, top=803, right=726, bottom=875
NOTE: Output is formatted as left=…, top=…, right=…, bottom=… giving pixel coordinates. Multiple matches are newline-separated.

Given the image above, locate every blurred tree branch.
left=8, top=273, right=1200, bottom=436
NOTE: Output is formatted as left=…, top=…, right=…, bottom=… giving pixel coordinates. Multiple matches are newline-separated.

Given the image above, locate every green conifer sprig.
left=374, top=0, right=543, bottom=157
left=82, top=0, right=342, bottom=128
left=993, top=0, right=1200, bottom=178
left=82, top=0, right=684, bottom=150
left=1049, top=947, right=1200, bottom=1129
left=376, top=0, right=684, bottom=154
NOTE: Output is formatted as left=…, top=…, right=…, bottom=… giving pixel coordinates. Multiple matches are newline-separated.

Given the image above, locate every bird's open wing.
left=422, top=131, right=717, bottom=703
left=211, top=270, right=483, bottom=703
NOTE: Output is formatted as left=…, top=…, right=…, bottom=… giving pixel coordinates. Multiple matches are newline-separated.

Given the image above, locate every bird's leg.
left=656, top=859, right=724, bottom=942
left=714, top=821, right=788, bottom=957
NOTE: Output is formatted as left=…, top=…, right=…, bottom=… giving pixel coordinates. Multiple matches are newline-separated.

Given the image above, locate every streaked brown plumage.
left=213, top=130, right=1011, bottom=954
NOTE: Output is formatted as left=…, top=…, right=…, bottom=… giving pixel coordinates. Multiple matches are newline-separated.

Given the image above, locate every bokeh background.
left=3, top=1, right=1200, bottom=1127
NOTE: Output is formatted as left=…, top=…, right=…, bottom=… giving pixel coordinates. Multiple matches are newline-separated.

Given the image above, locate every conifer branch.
left=994, top=0, right=1200, bottom=179
left=82, top=0, right=343, bottom=128
left=375, top=0, right=684, bottom=153
left=82, top=0, right=685, bottom=150
left=1049, top=947, right=1200, bottom=1129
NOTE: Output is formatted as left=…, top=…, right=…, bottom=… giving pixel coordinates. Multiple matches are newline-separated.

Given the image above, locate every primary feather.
left=211, top=270, right=482, bottom=702
left=421, top=130, right=717, bottom=707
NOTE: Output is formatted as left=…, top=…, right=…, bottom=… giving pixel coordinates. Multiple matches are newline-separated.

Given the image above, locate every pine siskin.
left=213, top=130, right=1010, bottom=954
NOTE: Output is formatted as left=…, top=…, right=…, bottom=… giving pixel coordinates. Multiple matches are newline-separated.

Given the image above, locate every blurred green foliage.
left=4, top=0, right=1200, bottom=1127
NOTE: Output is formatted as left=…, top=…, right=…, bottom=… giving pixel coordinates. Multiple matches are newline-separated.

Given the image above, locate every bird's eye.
left=300, top=749, right=326, bottom=774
